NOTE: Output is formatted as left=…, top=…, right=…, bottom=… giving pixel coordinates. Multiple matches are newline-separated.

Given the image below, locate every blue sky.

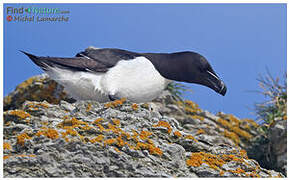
left=3, top=3, right=286, bottom=120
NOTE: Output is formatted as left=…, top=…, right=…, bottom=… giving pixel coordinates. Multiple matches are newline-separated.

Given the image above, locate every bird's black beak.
left=204, top=71, right=227, bottom=96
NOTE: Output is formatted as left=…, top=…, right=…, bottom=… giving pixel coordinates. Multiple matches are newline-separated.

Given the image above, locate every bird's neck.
left=142, top=53, right=187, bottom=82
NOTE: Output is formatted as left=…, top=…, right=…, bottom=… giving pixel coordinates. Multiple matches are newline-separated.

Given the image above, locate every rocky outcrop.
left=247, top=119, right=287, bottom=176
left=4, top=74, right=75, bottom=111
left=3, top=75, right=286, bottom=177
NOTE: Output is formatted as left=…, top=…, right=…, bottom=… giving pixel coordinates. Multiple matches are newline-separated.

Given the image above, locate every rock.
left=4, top=74, right=75, bottom=111
left=268, top=120, right=287, bottom=175
left=3, top=75, right=285, bottom=177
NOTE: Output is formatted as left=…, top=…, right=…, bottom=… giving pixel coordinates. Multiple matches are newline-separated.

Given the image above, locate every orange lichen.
left=196, top=129, right=205, bottom=135
left=228, top=114, right=240, bottom=127
left=104, top=138, right=117, bottom=145
left=112, top=118, right=120, bottom=126
left=230, top=168, right=246, bottom=174
left=132, top=130, right=139, bottom=142
left=173, top=131, right=182, bottom=137
left=81, top=124, right=94, bottom=131
left=3, top=155, right=10, bottom=160
left=217, top=118, right=232, bottom=129
left=186, top=152, right=247, bottom=170
left=190, top=115, right=204, bottom=121
left=243, top=118, right=259, bottom=128
left=239, top=149, right=248, bottom=159
left=97, top=124, right=105, bottom=132
left=116, top=135, right=125, bottom=147
left=183, top=100, right=202, bottom=113
left=148, top=145, right=163, bottom=156
left=8, top=110, right=31, bottom=119
left=59, top=117, right=87, bottom=129
left=105, top=98, right=126, bottom=108
left=89, top=135, right=104, bottom=143
left=17, top=133, right=32, bottom=146
left=114, top=147, right=121, bottom=153
left=231, top=127, right=252, bottom=140
left=3, top=142, right=12, bottom=150
left=26, top=102, right=49, bottom=109
left=186, top=152, right=209, bottom=167
left=139, top=130, right=152, bottom=140
left=131, top=103, right=138, bottom=111
left=107, top=123, right=120, bottom=134
left=153, top=121, right=172, bottom=134
left=36, top=128, right=59, bottom=140
left=64, top=128, right=78, bottom=136
left=135, top=142, right=163, bottom=156
left=93, top=118, right=104, bottom=124
left=86, top=103, right=92, bottom=112
left=223, top=130, right=240, bottom=145
left=4, top=154, right=36, bottom=160
left=185, top=135, right=198, bottom=142
left=218, top=116, right=253, bottom=141
left=220, top=170, right=225, bottom=176
left=4, top=121, right=11, bottom=126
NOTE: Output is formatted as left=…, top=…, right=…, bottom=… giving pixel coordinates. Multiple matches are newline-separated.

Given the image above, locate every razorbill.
left=21, top=47, right=227, bottom=103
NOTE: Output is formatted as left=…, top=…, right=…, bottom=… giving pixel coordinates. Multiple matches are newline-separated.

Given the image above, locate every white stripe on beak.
left=207, top=70, right=220, bottom=81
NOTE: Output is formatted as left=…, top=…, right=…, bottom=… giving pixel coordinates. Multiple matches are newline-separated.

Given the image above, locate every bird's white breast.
left=101, top=56, right=170, bottom=102
left=45, top=56, right=169, bottom=103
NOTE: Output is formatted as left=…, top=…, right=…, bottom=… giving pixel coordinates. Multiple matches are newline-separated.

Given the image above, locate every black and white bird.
left=21, top=47, right=227, bottom=103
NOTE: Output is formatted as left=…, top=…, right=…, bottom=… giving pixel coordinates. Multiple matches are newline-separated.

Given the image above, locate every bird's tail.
left=20, top=50, right=50, bottom=71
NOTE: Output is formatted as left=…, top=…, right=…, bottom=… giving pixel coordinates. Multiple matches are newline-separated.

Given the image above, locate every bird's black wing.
left=22, top=48, right=141, bottom=73
left=75, top=48, right=141, bottom=67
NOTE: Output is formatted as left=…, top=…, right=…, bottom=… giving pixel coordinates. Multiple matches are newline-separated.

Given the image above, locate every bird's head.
left=169, top=52, right=227, bottom=96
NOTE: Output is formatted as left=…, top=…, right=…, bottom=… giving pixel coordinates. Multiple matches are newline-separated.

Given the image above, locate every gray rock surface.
left=3, top=75, right=286, bottom=177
